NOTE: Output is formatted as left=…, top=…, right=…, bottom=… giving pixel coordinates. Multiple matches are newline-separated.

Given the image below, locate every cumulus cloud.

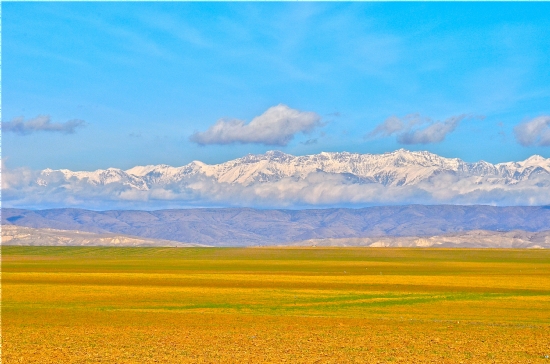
left=2, top=115, right=86, bottom=135
left=369, top=114, right=468, bottom=144
left=190, top=104, right=322, bottom=146
left=514, top=115, right=550, bottom=147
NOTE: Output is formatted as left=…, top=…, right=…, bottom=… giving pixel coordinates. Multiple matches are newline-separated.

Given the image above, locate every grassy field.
left=2, top=246, right=550, bottom=363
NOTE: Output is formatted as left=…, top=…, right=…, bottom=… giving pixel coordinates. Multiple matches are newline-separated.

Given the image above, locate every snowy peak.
left=33, top=150, right=550, bottom=190
left=525, top=154, right=545, bottom=163
left=519, top=155, right=549, bottom=169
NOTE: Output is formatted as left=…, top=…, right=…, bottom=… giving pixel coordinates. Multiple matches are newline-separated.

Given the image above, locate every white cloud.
left=514, top=115, right=550, bottom=147
left=369, top=114, right=467, bottom=144
left=190, top=104, right=322, bottom=146
left=2, top=115, right=86, bottom=135
left=3, top=166, right=550, bottom=210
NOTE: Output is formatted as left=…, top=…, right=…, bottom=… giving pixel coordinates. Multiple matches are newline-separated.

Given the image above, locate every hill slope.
left=1, top=225, right=207, bottom=247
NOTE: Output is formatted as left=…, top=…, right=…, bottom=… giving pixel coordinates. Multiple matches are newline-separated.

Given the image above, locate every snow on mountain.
left=5, top=149, right=550, bottom=208
left=38, top=167, right=149, bottom=190
left=36, top=149, right=550, bottom=188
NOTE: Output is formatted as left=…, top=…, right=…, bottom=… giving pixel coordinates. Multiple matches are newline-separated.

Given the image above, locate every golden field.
left=2, top=246, right=550, bottom=363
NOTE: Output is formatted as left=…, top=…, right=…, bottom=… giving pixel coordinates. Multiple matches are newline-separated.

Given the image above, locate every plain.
left=2, top=247, right=550, bottom=363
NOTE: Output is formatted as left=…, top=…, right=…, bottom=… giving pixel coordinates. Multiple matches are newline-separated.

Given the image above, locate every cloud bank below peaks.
left=190, top=104, right=322, bottom=146
left=369, top=114, right=471, bottom=144
left=3, top=150, right=550, bottom=210
left=2, top=115, right=86, bottom=135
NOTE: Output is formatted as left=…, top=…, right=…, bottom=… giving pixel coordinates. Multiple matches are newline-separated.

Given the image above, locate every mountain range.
left=35, top=149, right=550, bottom=189
left=4, top=149, right=550, bottom=209
left=4, top=205, right=550, bottom=246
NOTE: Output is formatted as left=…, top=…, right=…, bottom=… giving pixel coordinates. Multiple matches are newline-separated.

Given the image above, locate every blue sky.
left=3, top=2, right=550, bottom=171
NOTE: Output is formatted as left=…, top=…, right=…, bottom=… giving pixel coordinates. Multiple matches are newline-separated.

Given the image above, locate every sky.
left=2, top=2, right=550, bottom=173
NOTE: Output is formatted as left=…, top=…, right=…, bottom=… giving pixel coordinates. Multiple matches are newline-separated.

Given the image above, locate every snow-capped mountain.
left=4, top=149, right=550, bottom=209
left=35, top=149, right=550, bottom=189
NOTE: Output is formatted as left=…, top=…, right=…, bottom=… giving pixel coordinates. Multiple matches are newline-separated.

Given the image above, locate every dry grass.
left=2, top=247, right=550, bottom=363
